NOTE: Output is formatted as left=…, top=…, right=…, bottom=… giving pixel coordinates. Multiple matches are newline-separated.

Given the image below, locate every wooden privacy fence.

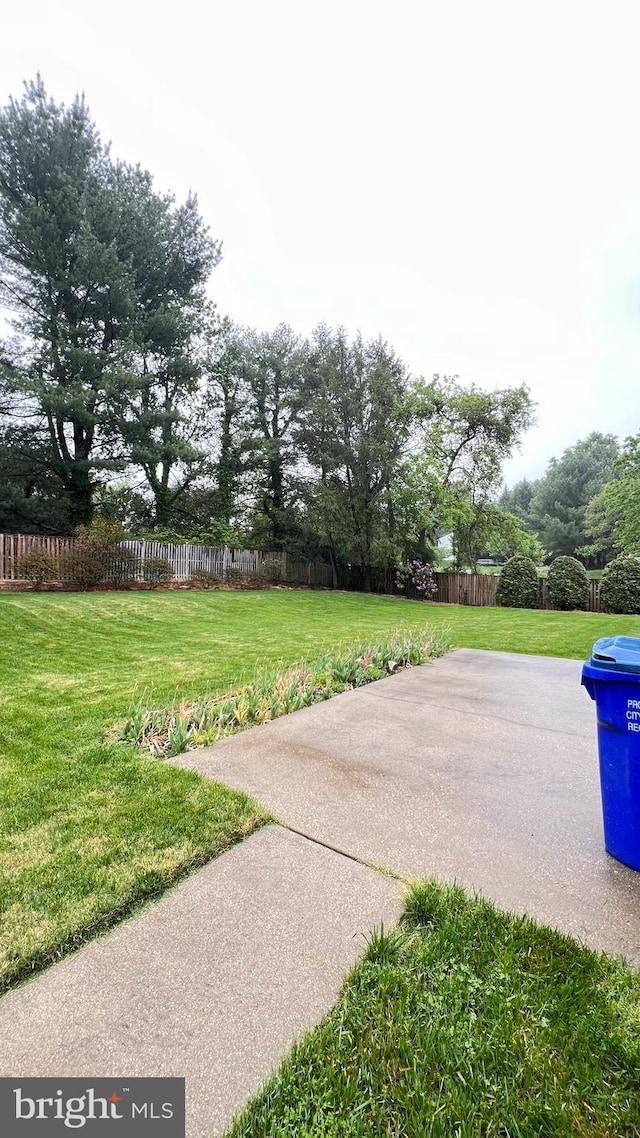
left=0, top=533, right=75, bottom=581
left=118, top=540, right=281, bottom=580
left=0, top=534, right=603, bottom=611
left=0, top=533, right=283, bottom=583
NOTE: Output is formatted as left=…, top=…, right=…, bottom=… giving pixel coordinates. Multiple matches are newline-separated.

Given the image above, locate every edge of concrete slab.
left=0, top=824, right=405, bottom=1137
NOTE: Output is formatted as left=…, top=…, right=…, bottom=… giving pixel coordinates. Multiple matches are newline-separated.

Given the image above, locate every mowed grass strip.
left=226, top=879, right=640, bottom=1138
left=1, top=589, right=639, bottom=991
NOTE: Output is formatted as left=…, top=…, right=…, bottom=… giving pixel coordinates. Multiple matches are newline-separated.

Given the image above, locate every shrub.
left=547, top=556, right=589, bottom=611
left=600, top=555, right=640, bottom=615
left=60, top=543, right=107, bottom=589
left=142, top=557, right=173, bottom=587
left=243, top=571, right=265, bottom=589
left=496, top=554, right=538, bottom=609
left=396, top=560, right=438, bottom=599
left=104, top=548, right=141, bottom=587
left=192, top=568, right=223, bottom=589
left=261, top=557, right=283, bottom=583
left=225, top=566, right=245, bottom=588
left=15, top=550, right=58, bottom=589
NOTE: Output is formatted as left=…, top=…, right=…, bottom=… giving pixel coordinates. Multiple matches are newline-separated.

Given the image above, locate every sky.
left=3, top=0, right=640, bottom=486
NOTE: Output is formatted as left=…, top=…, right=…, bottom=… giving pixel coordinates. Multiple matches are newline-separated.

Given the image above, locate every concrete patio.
left=2, top=648, right=639, bottom=1136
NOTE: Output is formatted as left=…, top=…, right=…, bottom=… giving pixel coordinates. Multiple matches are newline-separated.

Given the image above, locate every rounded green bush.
left=496, top=554, right=539, bottom=609
left=142, top=557, right=174, bottom=587
left=547, top=556, right=589, bottom=611
left=15, top=550, right=58, bottom=589
left=599, top=555, right=640, bottom=615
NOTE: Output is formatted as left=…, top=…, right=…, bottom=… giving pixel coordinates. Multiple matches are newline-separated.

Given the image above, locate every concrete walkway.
left=172, top=649, right=640, bottom=964
left=0, top=827, right=403, bottom=1136
left=2, top=648, right=640, bottom=1137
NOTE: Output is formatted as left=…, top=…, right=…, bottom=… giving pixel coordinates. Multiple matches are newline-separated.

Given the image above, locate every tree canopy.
left=525, top=433, right=620, bottom=561
left=0, top=76, right=540, bottom=576
left=0, top=77, right=218, bottom=529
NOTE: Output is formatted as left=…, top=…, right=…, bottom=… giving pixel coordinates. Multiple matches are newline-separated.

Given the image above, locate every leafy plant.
left=395, top=560, right=438, bottom=598
left=115, top=629, right=452, bottom=757
left=15, top=550, right=58, bottom=589
left=142, top=557, right=173, bottom=587
left=192, top=568, right=223, bottom=589
left=59, top=543, right=107, bottom=589
left=104, top=548, right=141, bottom=587
left=496, top=554, right=538, bottom=609
left=547, top=555, right=589, bottom=611
left=600, top=555, right=640, bottom=615
left=225, top=566, right=245, bottom=587
left=261, top=557, right=283, bottom=583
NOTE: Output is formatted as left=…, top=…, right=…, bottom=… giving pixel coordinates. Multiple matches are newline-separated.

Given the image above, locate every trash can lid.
left=589, top=635, right=640, bottom=673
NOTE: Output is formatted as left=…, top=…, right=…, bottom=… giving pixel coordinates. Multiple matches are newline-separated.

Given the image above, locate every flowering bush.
left=395, top=560, right=438, bottom=599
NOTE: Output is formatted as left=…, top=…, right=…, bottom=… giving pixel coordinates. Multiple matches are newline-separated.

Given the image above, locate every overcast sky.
left=4, top=0, right=640, bottom=485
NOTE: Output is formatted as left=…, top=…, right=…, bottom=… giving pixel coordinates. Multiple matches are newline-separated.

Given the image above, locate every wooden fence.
left=0, top=534, right=603, bottom=611
left=0, top=533, right=283, bottom=583
left=0, top=533, right=75, bottom=581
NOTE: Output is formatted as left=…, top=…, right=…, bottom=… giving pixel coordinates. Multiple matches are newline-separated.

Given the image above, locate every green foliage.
left=546, top=555, right=589, bottom=611
left=14, top=550, right=58, bottom=588
left=599, top=555, right=640, bottom=615
left=0, top=78, right=219, bottom=527
left=59, top=543, right=107, bottom=589
left=298, top=325, right=413, bottom=585
left=117, top=629, right=452, bottom=756
left=496, top=554, right=539, bottom=609
left=225, top=566, right=245, bottom=587
left=261, top=557, right=283, bottom=583
left=580, top=486, right=620, bottom=563
left=603, top=434, right=640, bottom=556
left=410, top=376, right=535, bottom=544
left=104, top=548, right=141, bottom=587
left=142, top=557, right=173, bottom=587
left=529, top=433, right=619, bottom=558
left=499, top=477, right=539, bottom=522
left=81, top=518, right=127, bottom=546
left=191, top=568, right=223, bottom=589
left=452, top=502, right=544, bottom=569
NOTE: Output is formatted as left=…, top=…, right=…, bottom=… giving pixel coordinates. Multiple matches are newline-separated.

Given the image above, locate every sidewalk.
left=0, top=827, right=403, bottom=1136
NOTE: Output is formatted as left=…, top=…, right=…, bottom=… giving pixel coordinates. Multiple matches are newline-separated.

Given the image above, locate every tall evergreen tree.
left=0, top=78, right=219, bottom=528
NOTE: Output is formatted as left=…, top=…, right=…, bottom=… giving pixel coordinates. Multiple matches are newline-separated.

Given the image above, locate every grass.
left=2, top=588, right=639, bottom=992
left=0, top=589, right=449, bottom=991
left=225, top=879, right=640, bottom=1138
left=116, top=630, right=452, bottom=757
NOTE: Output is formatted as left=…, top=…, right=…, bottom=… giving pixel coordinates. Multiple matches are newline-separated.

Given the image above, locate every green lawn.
left=1, top=589, right=639, bottom=991
left=226, top=880, right=640, bottom=1138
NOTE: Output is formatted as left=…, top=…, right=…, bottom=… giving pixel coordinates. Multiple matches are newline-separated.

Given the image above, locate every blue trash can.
left=582, top=635, right=640, bottom=871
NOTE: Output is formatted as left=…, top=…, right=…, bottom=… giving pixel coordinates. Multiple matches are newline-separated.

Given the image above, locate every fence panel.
left=0, top=533, right=75, bottom=580
left=0, top=534, right=604, bottom=611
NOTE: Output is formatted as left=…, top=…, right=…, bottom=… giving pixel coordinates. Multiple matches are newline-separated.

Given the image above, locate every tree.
left=452, top=502, right=544, bottom=569
left=242, top=324, right=307, bottom=549
left=580, top=486, right=620, bottom=564
left=499, top=477, right=539, bottom=524
left=110, top=170, right=219, bottom=527
left=408, top=376, right=535, bottom=546
left=298, top=326, right=412, bottom=589
left=529, top=433, right=619, bottom=560
left=0, top=77, right=219, bottom=528
left=602, top=434, right=640, bottom=556
left=202, top=316, right=251, bottom=532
